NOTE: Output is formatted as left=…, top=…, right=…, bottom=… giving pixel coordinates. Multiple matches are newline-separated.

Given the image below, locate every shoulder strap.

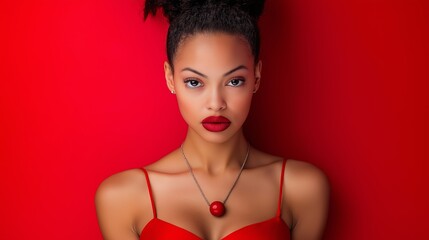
left=141, top=168, right=157, bottom=218
left=276, top=159, right=287, bottom=217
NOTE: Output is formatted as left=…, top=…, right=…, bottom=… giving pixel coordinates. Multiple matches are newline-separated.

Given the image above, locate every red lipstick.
left=202, top=116, right=231, bottom=132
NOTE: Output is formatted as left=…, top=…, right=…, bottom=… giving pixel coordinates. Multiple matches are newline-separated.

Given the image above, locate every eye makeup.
left=226, top=77, right=246, bottom=87
left=184, top=78, right=203, bottom=88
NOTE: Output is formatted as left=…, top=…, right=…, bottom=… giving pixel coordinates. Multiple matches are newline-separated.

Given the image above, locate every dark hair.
left=144, top=0, right=265, bottom=68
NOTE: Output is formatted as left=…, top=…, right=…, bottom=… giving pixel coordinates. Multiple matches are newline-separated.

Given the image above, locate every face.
left=164, top=32, right=262, bottom=143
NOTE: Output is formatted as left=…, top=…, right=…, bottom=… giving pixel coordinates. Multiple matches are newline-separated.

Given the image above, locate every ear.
left=164, top=61, right=175, bottom=93
left=253, top=60, right=262, bottom=93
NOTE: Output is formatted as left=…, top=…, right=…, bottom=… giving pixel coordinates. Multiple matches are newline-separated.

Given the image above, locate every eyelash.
left=227, top=78, right=245, bottom=87
left=184, top=79, right=203, bottom=88
left=183, top=78, right=245, bottom=88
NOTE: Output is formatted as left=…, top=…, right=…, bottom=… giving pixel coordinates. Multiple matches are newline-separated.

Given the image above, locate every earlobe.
left=164, top=61, right=175, bottom=94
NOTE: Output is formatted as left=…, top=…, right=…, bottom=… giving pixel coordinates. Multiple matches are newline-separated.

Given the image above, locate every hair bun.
left=144, top=0, right=265, bottom=22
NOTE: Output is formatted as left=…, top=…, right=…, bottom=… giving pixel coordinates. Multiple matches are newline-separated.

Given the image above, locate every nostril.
left=209, top=106, right=225, bottom=111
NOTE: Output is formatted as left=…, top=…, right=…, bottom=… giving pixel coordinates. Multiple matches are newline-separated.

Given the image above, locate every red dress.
left=139, top=159, right=291, bottom=240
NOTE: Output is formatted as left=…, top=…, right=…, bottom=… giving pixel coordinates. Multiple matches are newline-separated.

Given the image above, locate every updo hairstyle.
left=144, top=0, right=266, bottom=69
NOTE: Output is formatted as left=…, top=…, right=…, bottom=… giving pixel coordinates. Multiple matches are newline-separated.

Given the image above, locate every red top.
left=139, top=159, right=290, bottom=240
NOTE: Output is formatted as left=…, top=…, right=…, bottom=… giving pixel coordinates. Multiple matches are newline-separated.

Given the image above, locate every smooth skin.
left=95, top=32, right=330, bottom=240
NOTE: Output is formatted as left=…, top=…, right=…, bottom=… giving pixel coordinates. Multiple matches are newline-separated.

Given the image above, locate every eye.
left=227, top=78, right=245, bottom=87
left=184, top=79, right=203, bottom=88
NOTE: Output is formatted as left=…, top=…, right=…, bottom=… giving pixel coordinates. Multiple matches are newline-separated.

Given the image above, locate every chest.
left=138, top=171, right=290, bottom=239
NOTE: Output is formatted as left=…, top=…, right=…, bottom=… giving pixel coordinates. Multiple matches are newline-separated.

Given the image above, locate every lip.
left=201, top=116, right=231, bottom=132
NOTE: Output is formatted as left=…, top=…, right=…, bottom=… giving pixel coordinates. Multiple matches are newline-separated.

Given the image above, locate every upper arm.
left=95, top=172, right=140, bottom=240
left=286, top=160, right=330, bottom=240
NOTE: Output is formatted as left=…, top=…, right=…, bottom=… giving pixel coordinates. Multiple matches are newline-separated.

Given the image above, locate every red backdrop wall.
left=1, top=0, right=428, bottom=239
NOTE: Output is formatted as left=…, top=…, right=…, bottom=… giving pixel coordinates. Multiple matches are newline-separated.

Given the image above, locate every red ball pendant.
left=209, top=201, right=226, bottom=217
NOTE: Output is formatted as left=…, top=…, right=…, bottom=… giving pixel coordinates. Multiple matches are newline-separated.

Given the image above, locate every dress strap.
left=141, top=168, right=157, bottom=218
left=276, top=159, right=287, bottom=217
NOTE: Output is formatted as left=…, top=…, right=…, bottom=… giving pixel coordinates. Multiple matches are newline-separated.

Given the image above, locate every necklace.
left=180, top=143, right=250, bottom=217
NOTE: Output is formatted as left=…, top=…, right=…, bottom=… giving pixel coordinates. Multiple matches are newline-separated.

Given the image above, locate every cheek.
left=229, top=93, right=253, bottom=120
left=176, top=94, right=199, bottom=123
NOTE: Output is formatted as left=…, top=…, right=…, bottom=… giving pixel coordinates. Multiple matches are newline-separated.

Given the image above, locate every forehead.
left=173, top=32, right=254, bottom=70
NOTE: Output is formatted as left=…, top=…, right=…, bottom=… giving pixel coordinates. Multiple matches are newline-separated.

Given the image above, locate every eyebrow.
left=181, top=68, right=208, bottom=78
left=181, top=65, right=248, bottom=78
left=223, top=65, right=248, bottom=77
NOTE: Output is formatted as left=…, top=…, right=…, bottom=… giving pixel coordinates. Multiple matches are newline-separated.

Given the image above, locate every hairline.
left=168, top=30, right=257, bottom=70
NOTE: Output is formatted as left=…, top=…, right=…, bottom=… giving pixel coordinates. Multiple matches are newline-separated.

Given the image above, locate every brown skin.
left=95, top=33, right=330, bottom=240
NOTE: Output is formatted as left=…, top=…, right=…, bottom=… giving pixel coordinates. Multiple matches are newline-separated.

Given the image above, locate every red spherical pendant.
left=209, top=201, right=226, bottom=217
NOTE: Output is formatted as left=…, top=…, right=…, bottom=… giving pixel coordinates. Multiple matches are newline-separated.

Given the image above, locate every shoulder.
left=95, top=168, right=147, bottom=203
left=283, top=159, right=330, bottom=229
left=284, top=159, right=330, bottom=202
left=95, top=169, right=148, bottom=220
left=284, top=159, right=329, bottom=185
left=95, top=168, right=153, bottom=238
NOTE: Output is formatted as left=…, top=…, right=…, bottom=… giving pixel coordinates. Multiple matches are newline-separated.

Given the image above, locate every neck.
left=181, top=128, right=249, bottom=175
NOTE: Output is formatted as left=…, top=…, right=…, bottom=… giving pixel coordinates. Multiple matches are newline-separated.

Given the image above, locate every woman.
left=95, top=0, right=329, bottom=239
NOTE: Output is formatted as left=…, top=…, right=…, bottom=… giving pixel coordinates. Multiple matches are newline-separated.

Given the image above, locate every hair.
left=144, top=0, right=265, bottom=68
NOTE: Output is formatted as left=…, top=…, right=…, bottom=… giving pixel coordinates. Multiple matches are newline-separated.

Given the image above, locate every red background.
left=1, top=0, right=428, bottom=239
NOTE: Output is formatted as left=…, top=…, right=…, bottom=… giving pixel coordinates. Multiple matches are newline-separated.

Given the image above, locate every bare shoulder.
left=285, top=159, right=329, bottom=182
left=248, top=150, right=330, bottom=201
left=95, top=168, right=147, bottom=202
left=283, top=159, right=330, bottom=236
left=284, top=159, right=330, bottom=201
left=95, top=168, right=150, bottom=239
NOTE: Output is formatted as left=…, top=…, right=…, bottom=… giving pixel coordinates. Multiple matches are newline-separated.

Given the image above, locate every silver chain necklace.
left=180, top=143, right=250, bottom=217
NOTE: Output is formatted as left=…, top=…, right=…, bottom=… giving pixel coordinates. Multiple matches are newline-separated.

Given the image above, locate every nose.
left=207, top=88, right=226, bottom=111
